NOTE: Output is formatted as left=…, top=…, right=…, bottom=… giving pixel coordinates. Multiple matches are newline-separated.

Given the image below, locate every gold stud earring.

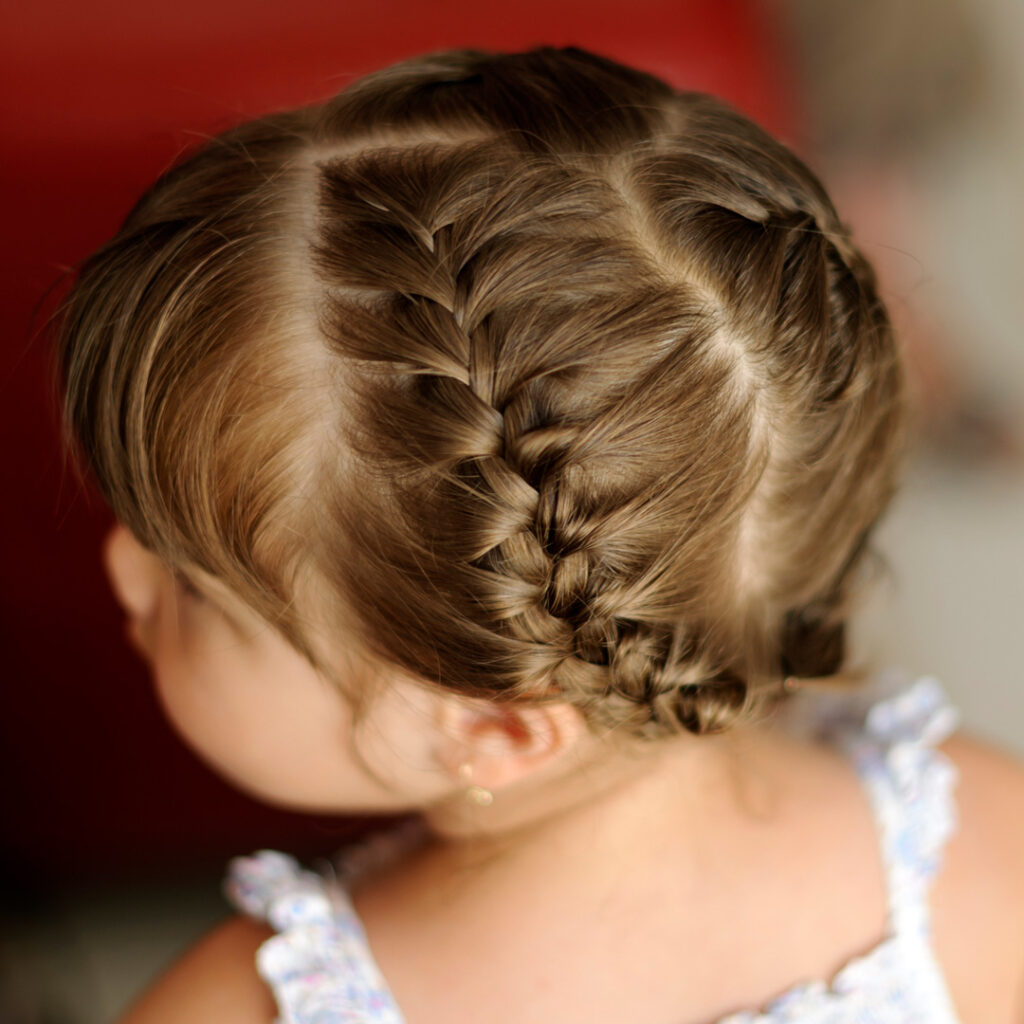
left=457, top=762, right=494, bottom=806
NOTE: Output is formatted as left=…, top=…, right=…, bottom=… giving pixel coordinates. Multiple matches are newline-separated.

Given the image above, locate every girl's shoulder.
left=117, top=674, right=1024, bottom=1024
left=928, top=729, right=1024, bottom=1023
left=778, top=671, right=1024, bottom=1023
left=115, top=914, right=277, bottom=1023
left=116, top=823, right=429, bottom=1024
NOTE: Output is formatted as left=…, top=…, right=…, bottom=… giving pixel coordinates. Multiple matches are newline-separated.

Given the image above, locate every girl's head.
left=57, top=47, right=904, bottom=808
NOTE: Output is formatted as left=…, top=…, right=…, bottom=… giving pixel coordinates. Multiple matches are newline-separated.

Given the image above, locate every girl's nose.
left=103, top=523, right=163, bottom=622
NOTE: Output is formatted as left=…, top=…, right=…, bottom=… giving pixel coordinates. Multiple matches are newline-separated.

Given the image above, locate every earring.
left=457, top=762, right=494, bottom=806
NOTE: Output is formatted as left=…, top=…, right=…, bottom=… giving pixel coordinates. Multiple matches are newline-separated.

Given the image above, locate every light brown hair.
left=56, top=47, right=905, bottom=741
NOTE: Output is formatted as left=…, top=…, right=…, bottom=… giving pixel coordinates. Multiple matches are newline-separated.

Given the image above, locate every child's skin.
left=105, top=522, right=1024, bottom=1024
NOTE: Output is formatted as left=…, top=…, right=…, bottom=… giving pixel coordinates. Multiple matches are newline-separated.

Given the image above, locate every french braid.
left=304, top=52, right=902, bottom=739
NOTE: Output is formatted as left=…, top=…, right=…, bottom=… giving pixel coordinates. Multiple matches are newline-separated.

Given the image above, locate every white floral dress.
left=226, top=669, right=963, bottom=1024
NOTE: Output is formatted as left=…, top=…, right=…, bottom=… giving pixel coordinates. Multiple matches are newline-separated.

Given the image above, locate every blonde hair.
left=56, top=47, right=905, bottom=741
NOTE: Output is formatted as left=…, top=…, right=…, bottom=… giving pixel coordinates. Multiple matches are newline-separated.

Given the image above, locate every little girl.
left=55, top=46, right=1023, bottom=1024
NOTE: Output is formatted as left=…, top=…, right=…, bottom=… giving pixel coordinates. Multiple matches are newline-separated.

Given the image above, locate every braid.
left=313, top=144, right=631, bottom=684
left=308, top=127, right=770, bottom=738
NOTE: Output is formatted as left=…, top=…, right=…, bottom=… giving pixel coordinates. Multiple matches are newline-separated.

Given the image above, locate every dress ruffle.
left=866, top=676, right=961, bottom=887
left=225, top=850, right=407, bottom=1024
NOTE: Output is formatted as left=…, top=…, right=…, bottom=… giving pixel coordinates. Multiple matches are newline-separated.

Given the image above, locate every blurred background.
left=1, top=0, right=1021, bottom=1019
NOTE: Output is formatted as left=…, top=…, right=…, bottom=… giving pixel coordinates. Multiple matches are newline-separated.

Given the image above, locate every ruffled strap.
left=225, top=850, right=406, bottom=1024
left=836, top=672, right=961, bottom=940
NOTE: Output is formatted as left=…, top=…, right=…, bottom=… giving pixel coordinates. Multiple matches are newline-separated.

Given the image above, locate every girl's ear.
left=430, top=695, right=590, bottom=793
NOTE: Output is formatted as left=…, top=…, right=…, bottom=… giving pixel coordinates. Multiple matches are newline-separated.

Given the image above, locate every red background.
left=1, top=0, right=797, bottom=883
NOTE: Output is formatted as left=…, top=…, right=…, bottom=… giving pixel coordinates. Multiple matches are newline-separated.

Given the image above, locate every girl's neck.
left=418, top=720, right=785, bottom=874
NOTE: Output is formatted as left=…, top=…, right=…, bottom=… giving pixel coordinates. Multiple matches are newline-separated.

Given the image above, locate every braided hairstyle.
left=57, top=47, right=905, bottom=742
